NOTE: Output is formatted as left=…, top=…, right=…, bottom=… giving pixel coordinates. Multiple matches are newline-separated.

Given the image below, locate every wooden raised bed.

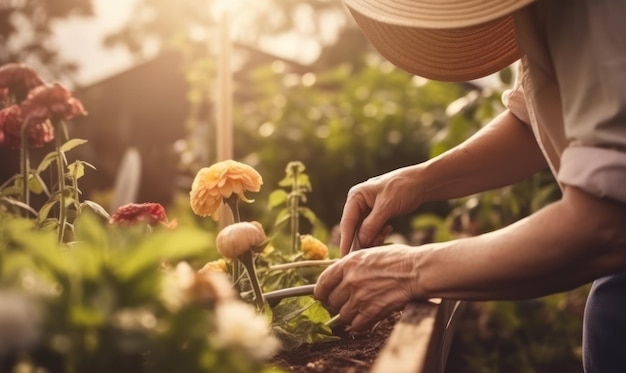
left=273, top=299, right=466, bottom=373
left=372, top=299, right=466, bottom=373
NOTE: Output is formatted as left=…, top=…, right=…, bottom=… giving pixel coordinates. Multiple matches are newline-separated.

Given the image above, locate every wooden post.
left=216, top=11, right=234, bottom=229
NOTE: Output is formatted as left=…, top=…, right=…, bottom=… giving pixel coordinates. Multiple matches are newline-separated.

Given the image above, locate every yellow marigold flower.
left=300, top=234, right=328, bottom=260
left=198, top=259, right=228, bottom=274
left=189, top=160, right=263, bottom=220
left=216, top=221, right=266, bottom=260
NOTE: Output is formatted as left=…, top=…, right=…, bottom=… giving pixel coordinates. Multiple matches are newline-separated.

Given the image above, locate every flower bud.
left=216, top=221, right=266, bottom=259
left=300, top=234, right=329, bottom=260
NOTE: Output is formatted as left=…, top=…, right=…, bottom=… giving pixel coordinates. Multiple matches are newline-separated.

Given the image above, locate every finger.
left=338, top=299, right=360, bottom=327
left=313, top=261, right=345, bottom=303
left=369, top=224, right=393, bottom=247
left=339, top=191, right=368, bottom=256
left=326, top=287, right=350, bottom=313
left=351, top=303, right=383, bottom=332
left=359, top=209, right=390, bottom=248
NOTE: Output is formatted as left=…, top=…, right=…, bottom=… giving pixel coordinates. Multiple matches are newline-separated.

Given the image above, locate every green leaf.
left=273, top=209, right=291, bottom=228
left=36, top=151, right=58, bottom=174
left=28, top=174, right=43, bottom=194
left=298, top=207, right=319, bottom=226
left=0, top=174, right=20, bottom=192
left=7, top=224, right=69, bottom=274
left=79, top=200, right=111, bottom=220
left=74, top=210, right=110, bottom=249
left=268, top=189, right=288, bottom=209
left=272, top=298, right=316, bottom=325
left=0, top=197, right=37, bottom=216
left=60, top=138, right=88, bottom=153
left=31, top=173, right=50, bottom=196
left=67, top=161, right=85, bottom=180
left=285, top=161, right=305, bottom=176
left=296, top=174, right=312, bottom=192
left=116, top=228, right=212, bottom=280
left=37, top=198, right=57, bottom=222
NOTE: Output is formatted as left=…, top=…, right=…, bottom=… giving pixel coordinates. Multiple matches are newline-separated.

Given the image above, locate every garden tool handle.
left=264, top=284, right=316, bottom=307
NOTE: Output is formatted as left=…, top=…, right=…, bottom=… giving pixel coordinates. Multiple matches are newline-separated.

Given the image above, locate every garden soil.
left=271, top=312, right=401, bottom=373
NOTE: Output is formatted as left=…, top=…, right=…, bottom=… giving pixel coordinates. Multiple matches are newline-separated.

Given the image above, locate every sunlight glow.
left=212, top=0, right=248, bottom=17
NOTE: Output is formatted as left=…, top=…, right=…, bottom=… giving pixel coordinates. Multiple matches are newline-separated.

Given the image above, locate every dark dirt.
left=271, top=312, right=401, bottom=373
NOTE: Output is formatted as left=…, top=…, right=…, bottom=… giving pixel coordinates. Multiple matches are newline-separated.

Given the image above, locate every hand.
left=314, top=244, right=420, bottom=331
left=340, top=166, right=426, bottom=256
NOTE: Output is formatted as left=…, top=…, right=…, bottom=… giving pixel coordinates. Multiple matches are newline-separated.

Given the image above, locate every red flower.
left=0, top=105, right=54, bottom=148
left=109, top=203, right=177, bottom=228
left=0, top=64, right=45, bottom=103
left=21, top=83, right=87, bottom=123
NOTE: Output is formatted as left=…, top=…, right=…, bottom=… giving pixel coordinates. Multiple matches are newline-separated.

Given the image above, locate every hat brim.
left=349, top=8, right=521, bottom=82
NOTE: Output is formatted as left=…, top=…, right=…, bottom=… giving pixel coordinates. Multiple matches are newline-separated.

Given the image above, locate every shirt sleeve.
left=546, top=0, right=626, bottom=203
left=501, top=63, right=531, bottom=125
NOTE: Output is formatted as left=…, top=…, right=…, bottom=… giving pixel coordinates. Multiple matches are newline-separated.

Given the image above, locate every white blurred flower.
left=160, top=261, right=235, bottom=311
left=0, top=292, right=40, bottom=356
left=212, top=301, right=280, bottom=362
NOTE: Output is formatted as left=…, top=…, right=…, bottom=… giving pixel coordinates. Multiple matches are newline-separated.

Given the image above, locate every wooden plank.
left=371, top=299, right=466, bottom=373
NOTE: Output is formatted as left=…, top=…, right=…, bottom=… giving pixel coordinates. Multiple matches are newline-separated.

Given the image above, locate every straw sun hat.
left=344, top=0, right=535, bottom=82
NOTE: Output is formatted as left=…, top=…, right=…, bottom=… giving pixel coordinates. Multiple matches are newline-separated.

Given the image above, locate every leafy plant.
left=188, top=159, right=339, bottom=350
left=0, top=63, right=287, bottom=373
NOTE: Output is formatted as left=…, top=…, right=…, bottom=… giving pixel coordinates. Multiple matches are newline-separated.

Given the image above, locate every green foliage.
left=0, top=209, right=280, bottom=373
left=234, top=56, right=466, bottom=229
left=269, top=161, right=327, bottom=254
left=447, top=291, right=587, bottom=373
left=216, top=162, right=337, bottom=347
left=269, top=296, right=338, bottom=349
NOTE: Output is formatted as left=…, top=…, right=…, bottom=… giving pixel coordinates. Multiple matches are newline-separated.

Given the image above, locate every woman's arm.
left=414, top=185, right=626, bottom=300
left=419, top=109, right=548, bottom=202
left=317, top=185, right=626, bottom=331
left=340, top=109, right=548, bottom=253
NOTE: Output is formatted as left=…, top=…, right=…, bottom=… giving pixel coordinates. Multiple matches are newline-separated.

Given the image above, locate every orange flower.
left=189, top=160, right=263, bottom=219
left=300, top=234, right=329, bottom=260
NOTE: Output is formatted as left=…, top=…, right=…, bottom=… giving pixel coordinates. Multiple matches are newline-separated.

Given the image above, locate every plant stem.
left=290, top=165, right=300, bottom=255
left=225, top=195, right=241, bottom=293
left=238, top=250, right=266, bottom=310
left=20, top=117, right=31, bottom=209
left=55, top=123, right=67, bottom=244
left=325, top=314, right=343, bottom=329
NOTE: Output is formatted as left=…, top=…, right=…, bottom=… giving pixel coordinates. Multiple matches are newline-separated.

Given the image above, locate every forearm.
left=419, top=110, right=547, bottom=202
left=413, top=186, right=626, bottom=300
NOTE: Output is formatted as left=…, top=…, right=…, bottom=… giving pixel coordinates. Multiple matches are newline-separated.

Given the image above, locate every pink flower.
left=21, top=83, right=87, bottom=123
left=0, top=105, right=54, bottom=149
left=0, top=64, right=44, bottom=103
left=109, top=203, right=177, bottom=228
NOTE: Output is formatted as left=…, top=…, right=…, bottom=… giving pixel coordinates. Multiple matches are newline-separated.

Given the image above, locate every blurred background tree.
left=0, top=0, right=94, bottom=80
